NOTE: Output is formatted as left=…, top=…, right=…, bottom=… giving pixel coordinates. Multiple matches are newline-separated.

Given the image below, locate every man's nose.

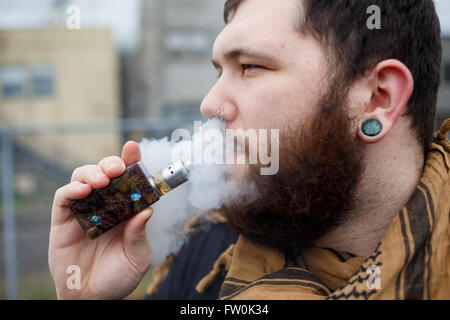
left=200, top=83, right=236, bottom=122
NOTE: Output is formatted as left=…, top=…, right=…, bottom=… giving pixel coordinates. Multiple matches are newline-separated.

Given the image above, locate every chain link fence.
left=0, top=117, right=197, bottom=299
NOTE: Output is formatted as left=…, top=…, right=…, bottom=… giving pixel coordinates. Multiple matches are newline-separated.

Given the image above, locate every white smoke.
left=139, top=118, right=258, bottom=265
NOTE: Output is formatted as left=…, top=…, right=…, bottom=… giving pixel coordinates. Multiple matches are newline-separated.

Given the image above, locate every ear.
left=358, top=59, right=414, bottom=144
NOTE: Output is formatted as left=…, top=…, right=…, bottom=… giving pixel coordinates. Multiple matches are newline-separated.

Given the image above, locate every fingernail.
left=141, top=208, right=153, bottom=219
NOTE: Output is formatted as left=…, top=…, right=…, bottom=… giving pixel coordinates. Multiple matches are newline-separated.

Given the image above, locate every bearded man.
left=49, top=0, right=449, bottom=299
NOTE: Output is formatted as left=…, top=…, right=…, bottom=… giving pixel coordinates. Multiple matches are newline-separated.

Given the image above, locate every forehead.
left=213, top=0, right=303, bottom=58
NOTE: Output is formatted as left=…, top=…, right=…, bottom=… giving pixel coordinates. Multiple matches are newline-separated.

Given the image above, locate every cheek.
left=240, top=90, right=285, bottom=129
left=243, top=78, right=318, bottom=128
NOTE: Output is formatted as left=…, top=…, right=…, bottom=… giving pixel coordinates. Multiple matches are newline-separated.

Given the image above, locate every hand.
left=48, top=141, right=153, bottom=299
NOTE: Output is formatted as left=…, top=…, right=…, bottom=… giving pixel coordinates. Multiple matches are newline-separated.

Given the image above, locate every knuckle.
left=71, top=165, right=97, bottom=181
left=54, top=186, right=64, bottom=199
left=98, top=156, right=124, bottom=169
left=70, top=167, right=82, bottom=181
left=53, top=183, right=73, bottom=204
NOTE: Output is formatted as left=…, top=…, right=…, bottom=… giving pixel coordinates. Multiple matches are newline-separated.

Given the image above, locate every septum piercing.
left=217, top=109, right=224, bottom=121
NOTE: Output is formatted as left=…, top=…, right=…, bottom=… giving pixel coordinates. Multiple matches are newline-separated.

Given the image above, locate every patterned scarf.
left=216, top=120, right=450, bottom=300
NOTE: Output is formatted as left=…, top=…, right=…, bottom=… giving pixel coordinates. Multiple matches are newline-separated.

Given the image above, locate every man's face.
left=200, top=0, right=365, bottom=254
left=200, top=0, right=329, bottom=131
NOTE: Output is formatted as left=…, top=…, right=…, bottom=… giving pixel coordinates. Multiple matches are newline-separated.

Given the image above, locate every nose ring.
left=217, top=109, right=224, bottom=121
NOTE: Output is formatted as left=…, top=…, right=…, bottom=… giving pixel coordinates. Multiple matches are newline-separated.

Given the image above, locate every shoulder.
left=145, top=221, right=238, bottom=300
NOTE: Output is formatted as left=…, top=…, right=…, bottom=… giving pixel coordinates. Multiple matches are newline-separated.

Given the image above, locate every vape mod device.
left=69, top=160, right=191, bottom=239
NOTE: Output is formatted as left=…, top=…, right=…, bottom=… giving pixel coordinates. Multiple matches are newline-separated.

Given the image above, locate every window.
left=31, top=65, right=54, bottom=96
left=0, top=66, right=26, bottom=98
left=165, top=32, right=210, bottom=53
left=165, top=30, right=210, bottom=61
left=0, top=64, right=55, bottom=98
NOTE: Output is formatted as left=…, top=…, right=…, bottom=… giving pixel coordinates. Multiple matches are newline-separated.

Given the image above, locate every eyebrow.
left=211, top=48, right=278, bottom=69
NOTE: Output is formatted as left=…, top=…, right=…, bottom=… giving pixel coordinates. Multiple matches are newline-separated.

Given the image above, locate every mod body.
left=69, top=160, right=190, bottom=239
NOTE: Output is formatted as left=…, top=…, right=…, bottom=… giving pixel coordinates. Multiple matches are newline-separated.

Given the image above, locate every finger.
left=70, top=164, right=110, bottom=189
left=54, top=181, right=92, bottom=208
left=122, top=141, right=142, bottom=167
left=97, top=156, right=126, bottom=178
left=122, top=207, right=153, bottom=270
left=123, top=207, right=153, bottom=243
left=52, top=181, right=92, bottom=225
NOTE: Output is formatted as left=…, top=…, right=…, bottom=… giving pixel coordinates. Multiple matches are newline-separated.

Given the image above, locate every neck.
left=314, top=120, right=424, bottom=257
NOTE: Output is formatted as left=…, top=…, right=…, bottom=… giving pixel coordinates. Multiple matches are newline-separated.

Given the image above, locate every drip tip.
left=153, top=160, right=191, bottom=195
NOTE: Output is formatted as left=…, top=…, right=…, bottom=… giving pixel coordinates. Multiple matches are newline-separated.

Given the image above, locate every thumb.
left=122, top=207, right=153, bottom=271
left=122, top=141, right=142, bottom=167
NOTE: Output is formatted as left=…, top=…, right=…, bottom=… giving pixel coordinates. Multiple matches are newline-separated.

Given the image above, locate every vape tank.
left=69, top=160, right=191, bottom=239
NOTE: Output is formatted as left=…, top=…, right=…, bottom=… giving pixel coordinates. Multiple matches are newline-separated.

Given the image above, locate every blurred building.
left=123, top=0, right=224, bottom=121
left=0, top=28, right=121, bottom=171
left=437, top=36, right=450, bottom=124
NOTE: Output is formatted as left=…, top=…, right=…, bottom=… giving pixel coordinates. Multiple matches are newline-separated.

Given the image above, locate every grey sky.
left=0, top=0, right=141, bottom=51
left=0, top=0, right=449, bottom=52
left=435, top=0, right=450, bottom=34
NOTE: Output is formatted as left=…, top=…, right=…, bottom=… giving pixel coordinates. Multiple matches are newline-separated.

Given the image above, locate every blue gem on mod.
left=131, top=192, right=142, bottom=201
left=91, top=215, right=102, bottom=225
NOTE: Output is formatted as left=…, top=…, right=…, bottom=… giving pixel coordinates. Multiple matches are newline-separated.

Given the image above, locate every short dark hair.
left=224, top=0, right=442, bottom=153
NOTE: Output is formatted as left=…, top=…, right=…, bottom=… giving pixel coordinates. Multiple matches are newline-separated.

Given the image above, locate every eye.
left=242, top=64, right=259, bottom=72
left=241, top=64, right=265, bottom=77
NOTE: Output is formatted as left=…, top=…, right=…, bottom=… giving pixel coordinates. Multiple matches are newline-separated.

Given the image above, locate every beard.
left=220, top=84, right=365, bottom=259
